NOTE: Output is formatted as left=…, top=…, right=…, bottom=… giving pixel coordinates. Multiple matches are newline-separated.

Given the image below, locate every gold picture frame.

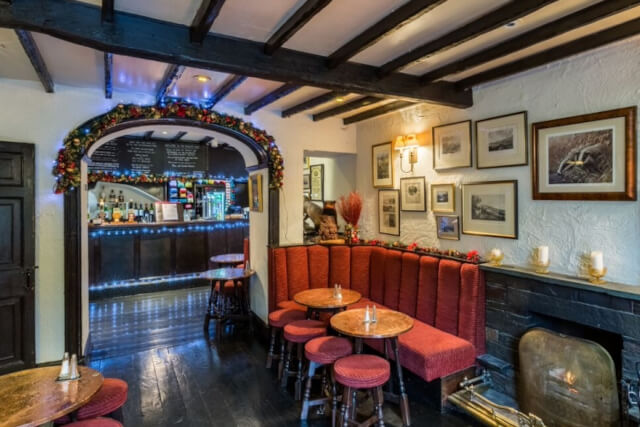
left=372, top=142, right=394, bottom=188
left=431, top=183, right=455, bottom=213
left=248, top=173, right=263, bottom=212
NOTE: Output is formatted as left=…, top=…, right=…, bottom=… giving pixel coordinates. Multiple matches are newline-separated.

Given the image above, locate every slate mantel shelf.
left=480, top=264, right=640, bottom=302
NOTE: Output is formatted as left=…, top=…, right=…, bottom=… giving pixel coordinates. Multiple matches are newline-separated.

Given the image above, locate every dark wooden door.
left=0, top=141, right=35, bottom=374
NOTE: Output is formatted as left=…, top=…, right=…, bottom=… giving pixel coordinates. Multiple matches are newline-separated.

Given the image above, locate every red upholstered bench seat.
left=269, top=244, right=485, bottom=385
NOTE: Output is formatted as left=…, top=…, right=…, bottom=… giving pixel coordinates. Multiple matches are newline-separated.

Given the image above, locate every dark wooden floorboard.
left=88, top=288, right=476, bottom=426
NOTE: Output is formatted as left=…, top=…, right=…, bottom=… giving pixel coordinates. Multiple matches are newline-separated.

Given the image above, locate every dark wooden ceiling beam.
left=156, top=64, right=185, bottom=103
left=326, top=0, right=447, bottom=69
left=0, top=0, right=472, bottom=107
left=103, top=52, right=113, bottom=99
left=14, top=29, right=53, bottom=93
left=281, top=90, right=347, bottom=117
left=190, top=0, right=226, bottom=43
left=343, top=101, right=417, bottom=125
left=312, top=96, right=384, bottom=121
left=208, top=74, right=246, bottom=107
left=171, top=131, right=188, bottom=141
left=457, top=17, right=640, bottom=88
left=378, top=0, right=557, bottom=78
left=421, top=0, right=640, bottom=83
left=101, top=0, right=113, bottom=22
left=200, top=136, right=214, bottom=144
left=244, top=83, right=300, bottom=115
left=264, top=0, right=332, bottom=55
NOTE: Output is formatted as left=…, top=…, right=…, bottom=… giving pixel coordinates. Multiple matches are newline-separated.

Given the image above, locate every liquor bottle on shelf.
left=118, top=190, right=125, bottom=203
left=149, top=204, right=155, bottom=223
left=143, top=204, right=150, bottom=223
left=108, top=189, right=116, bottom=203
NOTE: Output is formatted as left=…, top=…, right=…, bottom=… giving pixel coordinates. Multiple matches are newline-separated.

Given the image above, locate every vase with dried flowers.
left=337, top=191, right=363, bottom=245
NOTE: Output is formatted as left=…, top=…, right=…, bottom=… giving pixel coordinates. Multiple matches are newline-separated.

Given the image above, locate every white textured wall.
left=0, top=79, right=354, bottom=362
left=356, top=37, right=640, bottom=286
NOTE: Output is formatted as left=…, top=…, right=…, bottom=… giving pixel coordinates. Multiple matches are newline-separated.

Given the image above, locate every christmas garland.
left=362, top=239, right=482, bottom=264
left=53, top=102, right=284, bottom=194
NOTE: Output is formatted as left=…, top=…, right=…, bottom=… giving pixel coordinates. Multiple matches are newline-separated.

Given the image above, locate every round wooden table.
left=0, top=366, right=103, bottom=427
left=331, top=308, right=414, bottom=426
left=209, top=253, right=244, bottom=267
left=294, top=288, right=361, bottom=317
left=202, top=268, right=255, bottom=337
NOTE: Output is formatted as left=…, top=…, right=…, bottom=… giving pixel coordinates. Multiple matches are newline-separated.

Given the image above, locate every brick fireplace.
left=477, top=264, right=640, bottom=424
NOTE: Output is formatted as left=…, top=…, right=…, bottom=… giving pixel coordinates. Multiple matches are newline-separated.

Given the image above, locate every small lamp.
left=395, top=134, right=419, bottom=173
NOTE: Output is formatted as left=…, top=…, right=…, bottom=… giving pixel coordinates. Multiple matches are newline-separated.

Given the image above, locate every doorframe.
left=62, top=118, right=280, bottom=357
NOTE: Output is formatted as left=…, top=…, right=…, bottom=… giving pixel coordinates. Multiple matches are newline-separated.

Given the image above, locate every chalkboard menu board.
left=89, top=139, right=208, bottom=176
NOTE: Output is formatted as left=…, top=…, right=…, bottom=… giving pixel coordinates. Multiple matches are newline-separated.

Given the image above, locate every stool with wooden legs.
left=334, top=354, right=390, bottom=427
left=281, top=319, right=326, bottom=400
left=266, top=308, right=307, bottom=378
left=301, top=336, right=353, bottom=426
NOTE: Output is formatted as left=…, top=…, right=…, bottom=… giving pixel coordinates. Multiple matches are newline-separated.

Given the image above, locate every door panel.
left=0, top=142, right=35, bottom=374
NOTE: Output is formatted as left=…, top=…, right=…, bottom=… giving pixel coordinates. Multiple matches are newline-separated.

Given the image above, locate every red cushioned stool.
left=300, top=336, right=353, bottom=425
left=55, top=378, right=128, bottom=424
left=66, top=418, right=123, bottom=427
left=334, top=355, right=390, bottom=427
left=266, top=308, right=307, bottom=378
left=281, top=319, right=327, bottom=400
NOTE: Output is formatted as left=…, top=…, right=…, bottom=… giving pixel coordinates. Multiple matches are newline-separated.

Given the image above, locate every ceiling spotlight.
left=194, top=74, right=211, bottom=83
left=335, top=96, right=345, bottom=103
left=505, top=20, right=519, bottom=28
left=161, top=131, right=168, bottom=135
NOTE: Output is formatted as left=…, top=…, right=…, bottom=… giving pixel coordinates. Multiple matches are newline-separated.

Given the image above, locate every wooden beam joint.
left=14, top=29, right=54, bottom=93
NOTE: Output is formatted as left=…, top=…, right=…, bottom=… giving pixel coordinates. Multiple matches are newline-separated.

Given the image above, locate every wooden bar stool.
left=54, top=378, right=127, bottom=425
left=334, top=354, right=390, bottom=427
left=281, top=319, right=327, bottom=400
left=301, top=336, right=353, bottom=425
left=266, top=308, right=307, bottom=377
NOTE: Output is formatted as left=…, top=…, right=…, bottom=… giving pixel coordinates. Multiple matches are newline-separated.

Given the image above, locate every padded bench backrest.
left=269, top=244, right=485, bottom=354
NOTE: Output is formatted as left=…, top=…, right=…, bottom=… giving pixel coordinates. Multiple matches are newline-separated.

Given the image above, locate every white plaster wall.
left=0, top=78, right=354, bottom=362
left=356, top=37, right=640, bottom=286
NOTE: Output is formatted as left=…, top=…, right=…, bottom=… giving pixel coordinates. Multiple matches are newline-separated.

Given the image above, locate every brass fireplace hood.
left=449, top=328, right=620, bottom=427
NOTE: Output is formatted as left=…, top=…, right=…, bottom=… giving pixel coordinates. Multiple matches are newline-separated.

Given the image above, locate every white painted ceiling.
left=0, top=0, right=639, bottom=122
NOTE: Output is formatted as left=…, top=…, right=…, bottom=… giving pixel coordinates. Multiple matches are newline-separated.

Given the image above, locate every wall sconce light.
left=395, top=134, right=419, bottom=173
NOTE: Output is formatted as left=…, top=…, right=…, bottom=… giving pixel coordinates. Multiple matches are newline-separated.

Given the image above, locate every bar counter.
left=88, top=219, right=249, bottom=288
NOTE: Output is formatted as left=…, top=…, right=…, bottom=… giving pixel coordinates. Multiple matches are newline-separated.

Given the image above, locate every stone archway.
left=56, top=102, right=282, bottom=356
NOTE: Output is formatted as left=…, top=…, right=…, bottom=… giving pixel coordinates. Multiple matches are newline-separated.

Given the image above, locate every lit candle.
left=491, top=248, right=502, bottom=259
left=591, top=251, right=604, bottom=273
left=537, top=246, right=549, bottom=264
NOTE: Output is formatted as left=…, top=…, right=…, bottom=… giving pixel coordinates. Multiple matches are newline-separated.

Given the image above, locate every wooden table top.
left=201, top=268, right=255, bottom=281
left=330, top=308, right=414, bottom=339
left=294, top=288, right=361, bottom=310
left=209, top=253, right=244, bottom=265
left=0, top=366, right=104, bottom=427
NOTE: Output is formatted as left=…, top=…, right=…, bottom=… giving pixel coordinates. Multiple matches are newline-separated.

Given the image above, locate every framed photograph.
left=378, top=189, right=400, bottom=236
left=400, top=177, right=426, bottom=211
left=476, top=111, right=528, bottom=169
left=431, top=183, right=455, bottom=213
left=303, top=173, right=310, bottom=191
left=248, top=173, right=263, bottom=212
left=436, top=215, right=460, bottom=240
left=310, top=164, right=324, bottom=201
left=532, top=107, right=636, bottom=201
left=462, top=180, right=518, bottom=239
left=372, top=142, right=394, bottom=188
left=433, top=120, right=472, bottom=170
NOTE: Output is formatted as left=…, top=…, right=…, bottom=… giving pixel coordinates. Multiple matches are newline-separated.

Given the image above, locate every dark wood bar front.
left=88, top=220, right=249, bottom=288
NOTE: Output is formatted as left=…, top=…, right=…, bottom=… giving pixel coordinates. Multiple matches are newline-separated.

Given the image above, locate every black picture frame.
left=378, top=189, right=400, bottom=236
left=475, top=111, right=528, bottom=169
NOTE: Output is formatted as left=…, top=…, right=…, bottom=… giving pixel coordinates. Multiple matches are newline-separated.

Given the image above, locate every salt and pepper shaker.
left=244, top=260, right=251, bottom=273
left=70, top=354, right=79, bottom=380
left=59, top=352, right=70, bottom=379
left=333, top=283, right=338, bottom=298
left=337, top=284, right=343, bottom=300
left=364, top=305, right=371, bottom=323
left=372, top=305, right=377, bottom=323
